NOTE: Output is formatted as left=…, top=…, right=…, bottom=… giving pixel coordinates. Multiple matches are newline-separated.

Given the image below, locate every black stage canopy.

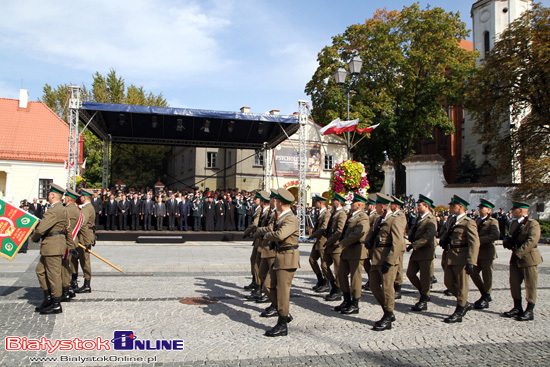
left=79, top=102, right=299, bottom=149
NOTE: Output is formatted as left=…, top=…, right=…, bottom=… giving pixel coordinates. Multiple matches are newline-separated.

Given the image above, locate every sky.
left=1, top=0, right=549, bottom=116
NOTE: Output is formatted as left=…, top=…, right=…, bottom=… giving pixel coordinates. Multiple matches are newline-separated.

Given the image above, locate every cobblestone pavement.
left=1, top=241, right=549, bottom=366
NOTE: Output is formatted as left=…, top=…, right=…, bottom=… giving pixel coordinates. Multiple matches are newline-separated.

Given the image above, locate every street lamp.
left=333, top=56, right=363, bottom=159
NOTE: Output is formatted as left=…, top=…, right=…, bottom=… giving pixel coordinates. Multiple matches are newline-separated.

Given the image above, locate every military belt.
left=277, top=245, right=299, bottom=252
left=46, top=231, right=64, bottom=237
left=450, top=243, right=468, bottom=249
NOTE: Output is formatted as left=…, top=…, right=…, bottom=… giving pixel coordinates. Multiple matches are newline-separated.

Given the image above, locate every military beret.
left=49, top=183, right=65, bottom=195
left=332, top=193, right=346, bottom=204
left=417, top=194, right=434, bottom=207
left=65, top=188, right=81, bottom=200
left=81, top=188, right=94, bottom=197
left=391, top=195, right=404, bottom=207
left=478, top=198, right=495, bottom=210
left=276, top=188, right=295, bottom=204
left=449, top=195, right=469, bottom=208
left=376, top=193, right=392, bottom=205
left=352, top=192, right=368, bottom=203
left=511, top=201, right=530, bottom=210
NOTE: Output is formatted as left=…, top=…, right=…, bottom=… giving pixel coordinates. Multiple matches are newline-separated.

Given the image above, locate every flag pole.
left=77, top=243, right=126, bottom=274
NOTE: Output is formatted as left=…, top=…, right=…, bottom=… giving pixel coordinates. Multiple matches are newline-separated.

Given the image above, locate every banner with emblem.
left=0, top=199, right=40, bottom=261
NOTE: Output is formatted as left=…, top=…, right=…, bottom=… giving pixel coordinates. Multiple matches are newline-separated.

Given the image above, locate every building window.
left=38, top=179, right=52, bottom=199
left=324, top=155, right=334, bottom=170
left=483, top=31, right=490, bottom=57
left=254, top=150, right=264, bottom=167
left=206, top=152, right=218, bottom=168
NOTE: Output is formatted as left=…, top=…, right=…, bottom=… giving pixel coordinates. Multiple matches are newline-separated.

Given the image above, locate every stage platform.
left=96, top=230, right=246, bottom=242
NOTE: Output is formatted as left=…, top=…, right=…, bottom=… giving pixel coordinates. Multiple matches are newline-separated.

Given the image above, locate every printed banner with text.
left=0, top=199, right=39, bottom=261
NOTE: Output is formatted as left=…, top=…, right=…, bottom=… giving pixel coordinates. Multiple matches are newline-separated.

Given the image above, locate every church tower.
left=462, top=0, right=532, bottom=181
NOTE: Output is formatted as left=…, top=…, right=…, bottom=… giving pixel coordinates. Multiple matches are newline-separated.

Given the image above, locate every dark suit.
left=235, top=199, right=246, bottom=231
left=29, top=202, right=43, bottom=219
left=165, top=198, right=178, bottom=230
left=141, top=199, right=154, bottom=230
left=92, top=197, right=102, bottom=227
left=153, top=201, right=166, bottom=230
left=177, top=200, right=191, bottom=231
left=104, top=200, right=118, bottom=230
left=129, top=198, right=141, bottom=230
left=117, top=199, right=129, bottom=230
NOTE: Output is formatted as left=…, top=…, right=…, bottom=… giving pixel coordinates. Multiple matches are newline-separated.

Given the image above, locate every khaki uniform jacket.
left=31, top=201, right=67, bottom=256
left=446, top=215, right=480, bottom=266
left=476, top=216, right=500, bottom=260
left=65, top=203, right=81, bottom=251
left=243, top=205, right=262, bottom=237
left=255, top=210, right=278, bottom=258
left=340, top=211, right=370, bottom=260
left=368, top=211, right=379, bottom=226
left=325, top=209, right=347, bottom=254
left=79, top=202, right=96, bottom=247
left=369, top=212, right=407, bottom=266
left=247, top=206, right=270, bottom=246
left=264, top=210, right=300, bottom=270
left=511, top=218, right=543, bottom=267
left=391, top=210, right=407, bottom=253
left=408, top=213, right=437, bottom=261
left=310, top=208, right=331, bottom=250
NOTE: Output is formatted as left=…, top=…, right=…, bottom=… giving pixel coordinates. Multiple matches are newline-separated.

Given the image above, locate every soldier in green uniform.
left=262, top=188, right=300, bottom=337
left=362, top=196, right=379, bottom=291
left=31, top=183, right=68, bottom=314
left=390, top=195, right=407, bottom=299
left=309, top=195, right=331, bottom=292
left=440, top=195, right=480, bottom=323
left=501, top=201, right=543, bottom=321
left=321, top=193, right=347, bottom=301
left=366, top=193, right=407, bottom=331
left=335, top=193, right=370, bottom=315
left=406, top=194, right=437, bottom=311
left=73, top=188, right=96, bottom=294
left=61, top=188, right=81, bottom=301
left=470, top=198, right=500, bottom=309
left=243, top=191, right=269, bottom=290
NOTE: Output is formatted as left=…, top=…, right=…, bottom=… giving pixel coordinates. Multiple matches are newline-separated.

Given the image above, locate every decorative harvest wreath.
left=329, top=160, right=369, bottom=202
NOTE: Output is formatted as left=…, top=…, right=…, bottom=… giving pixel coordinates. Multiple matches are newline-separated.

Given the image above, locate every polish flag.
left=356, top=123, right=380, bottom=134
left=64, top=160, right=68, bottom=169
left=319, top=118, right=340, bottom=135
left=321, top=118, right=360, bottom=135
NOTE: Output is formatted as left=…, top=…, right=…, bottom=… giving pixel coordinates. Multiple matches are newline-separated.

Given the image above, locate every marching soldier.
left=390, top=195, right=407, bottom=299
left=321, top=193, right=347, bottom=301
left=262, top=188, right=300, bottom=337
left=366, top=193, right=406, bottom=331
left=309, top=195, right=331, bottom=292
left=243, top=191, right=270, bottom=290
left=470, top=198, right=500, bottom=309
left=406, top=194, right=437, bottom=311
left=335, top=193, right=370, bottom=315
left=501, top=201, right=542, bottom=321
left=31, top=183, right=67, bottom=315
left=363, top=196, right=379, bottom=290
left=61, top=188, right=82, bottom=302
left=440, top=195, right=480, bottom=323
left=73, top=188, right=96, bottom=294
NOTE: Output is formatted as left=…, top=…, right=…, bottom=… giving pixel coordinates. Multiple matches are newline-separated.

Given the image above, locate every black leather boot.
left=260, top=305, right=278, bottom=318
left=502, top=299, right=523, bottom=318
left=394, top=283, right=402, bottom=299
left=265, top=315, right=288, bottom=337
left=243, top=278, right=255, bottom=290
left=40, top=297, right=62, bottom=314
left=444, top=304, right=465, bottom=323
left=255, top=293, right=270, bottom=303
left=362, top=279, right=370, bottom=291
left=411, top=294, right=430, bottom=311
left=431, top=275, right=437, bottom=284
left=35, top=290, right=52, bottom=312
left=334, top=292, right=351, bottom=311
left=315, top=279, right=330, bottom=293
left=60, top=287, right=72, bottom=302
left=443, top=289, right=453, bottom=296
left=373, top=311, right=393, bottom=331
left=474, top=293, right=490, bottom=309
left=312, top=274, right=324, bottom=291
left=325, top=282, right=343, bottom=301
left=74, top=279, right=91, bottom=294
left=516, top=302, right=534, bottom=321
left=341, top=298, right=359, bottom=314
left=245, top=285, right=262, bottom=300
left=70, top=274, right=79, bottom=291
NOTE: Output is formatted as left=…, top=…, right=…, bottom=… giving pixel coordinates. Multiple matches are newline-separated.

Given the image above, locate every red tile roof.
left=459, top=39, right=474, bottom=51
left=0, top=98, right=69, bottom=163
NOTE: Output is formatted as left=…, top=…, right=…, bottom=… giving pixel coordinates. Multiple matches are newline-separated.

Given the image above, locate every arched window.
left=483, top=31, right=491, bottom=56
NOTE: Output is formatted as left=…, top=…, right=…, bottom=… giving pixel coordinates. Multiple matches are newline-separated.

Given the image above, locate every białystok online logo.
left=5, top=331, right=184, bottom=353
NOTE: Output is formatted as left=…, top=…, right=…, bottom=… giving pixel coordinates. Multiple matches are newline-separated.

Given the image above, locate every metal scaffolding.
left=297, top=100, right=308, bottom=239
left=67, top=86, right=82, bottom=190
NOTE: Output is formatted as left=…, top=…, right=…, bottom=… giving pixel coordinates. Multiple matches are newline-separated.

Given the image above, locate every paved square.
left=1, top=241, right=549, bottom=366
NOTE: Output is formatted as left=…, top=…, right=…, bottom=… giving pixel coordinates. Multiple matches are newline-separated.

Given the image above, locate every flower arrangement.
left=329, top=160, right=369, bottom=202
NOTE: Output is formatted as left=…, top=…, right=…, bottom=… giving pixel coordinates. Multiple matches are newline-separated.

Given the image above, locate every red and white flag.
left=81, top=158, right=87, bottom=171
left=64, top=160, right=68, bottom=169
left=321, top=119, right=379, bottom=136
left=356, top=123, right=380, bottom=134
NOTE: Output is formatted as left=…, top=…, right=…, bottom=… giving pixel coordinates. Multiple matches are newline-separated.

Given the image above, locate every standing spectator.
left=203, top=195, right=215, bottom=231
left=165, top=193, right=178, bottom=231
left=92, top=192, right=102, bottom=228
left=29, top=198, right=43, bottom=219
left=117, top=194, right=129, bottom=230
left=235, top=194, right=246, bottom=231
left=215, top=196, right=225, bottom=231
left=192, top=197, right=203, bottom=231
left=153, top=199, right=166, bottom=231
left=104, top=195, right=118, bottom=230
left=141, top=194, right=154, bottom=231
left=224, top=196, right=236, bottom=231
left=129, top=193, right=141, bottom=230
left=177, top=195, right=191, bottom=231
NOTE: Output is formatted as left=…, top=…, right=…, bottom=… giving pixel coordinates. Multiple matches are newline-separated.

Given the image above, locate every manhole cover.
left=179, top=297, right=219, bottom=305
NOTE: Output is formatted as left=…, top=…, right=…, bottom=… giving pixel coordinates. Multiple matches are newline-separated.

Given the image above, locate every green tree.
left=305, top=4, right=478, bottom=194
left=41, top=69, right=170, bottom=188
left=455, top=153, right=480, bottom=183
left=465, top=3, right=550, bottom=199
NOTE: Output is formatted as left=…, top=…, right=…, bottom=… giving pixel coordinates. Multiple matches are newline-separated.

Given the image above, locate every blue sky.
left=1, top=0, right=548, bottom=116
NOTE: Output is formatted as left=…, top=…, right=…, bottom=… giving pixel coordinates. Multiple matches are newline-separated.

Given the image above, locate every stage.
left=95, top=230, right=246, bottom=243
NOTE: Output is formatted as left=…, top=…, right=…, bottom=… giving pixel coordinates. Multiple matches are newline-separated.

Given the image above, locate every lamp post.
left=333, top=55, right=363, bottom=160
